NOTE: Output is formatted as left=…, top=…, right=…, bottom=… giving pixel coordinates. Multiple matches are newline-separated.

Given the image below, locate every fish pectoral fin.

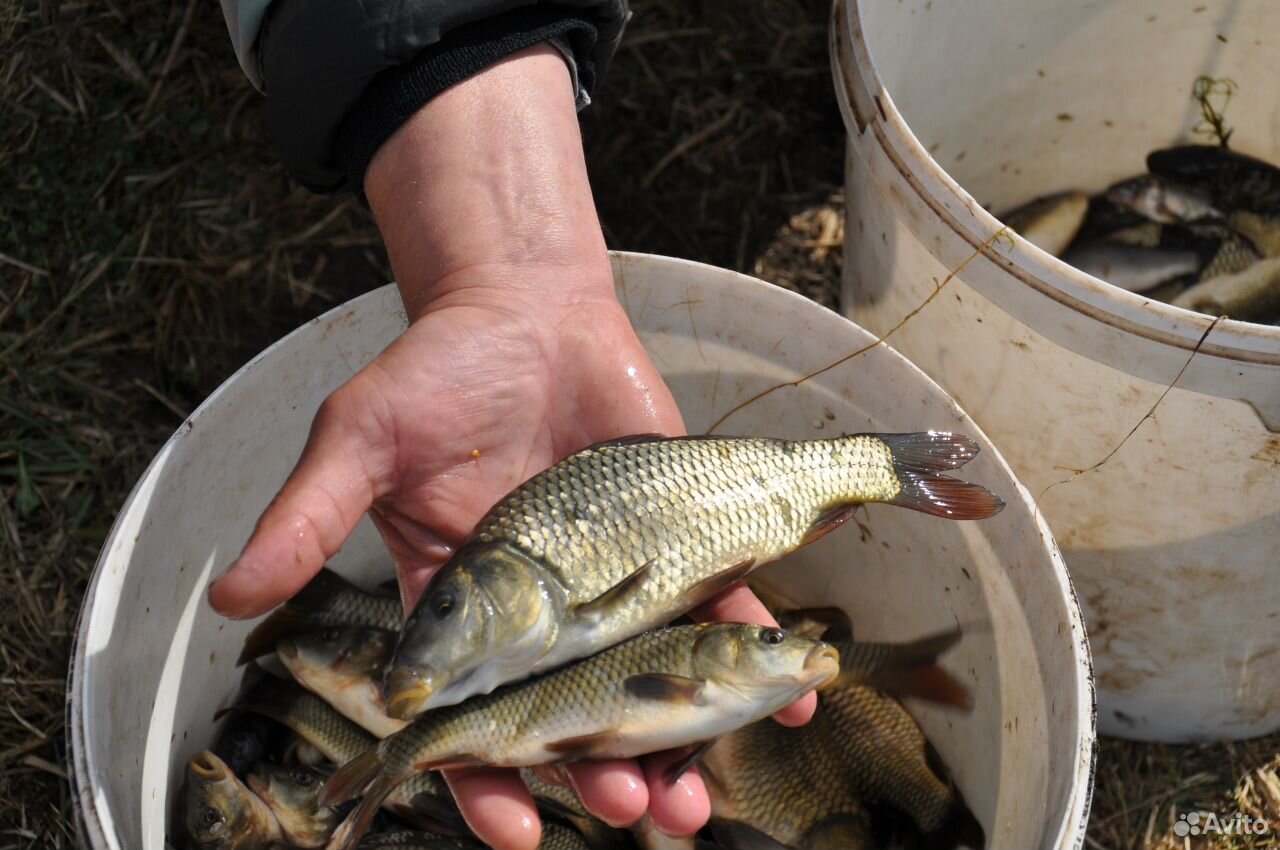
left=708, top=817, right=795, bottom=850
left=412, top=753, right=485, bottom=772
left=663, top=738, right=718, bottom=785
left=570, top=558, right=656, bottom=623
left=623, top=673, right=707, bottom=705
left=545, top=731, right=618, bottom=759
left=800, top=504, right=861, bottom=547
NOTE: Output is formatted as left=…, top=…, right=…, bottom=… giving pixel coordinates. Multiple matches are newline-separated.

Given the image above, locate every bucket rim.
left=831, top=0, right=1280, bottom=367
left=68, top=252, right=1097, bottom=849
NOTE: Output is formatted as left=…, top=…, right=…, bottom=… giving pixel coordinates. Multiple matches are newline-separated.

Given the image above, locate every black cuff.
left=332, top=6, right=598, bottom=195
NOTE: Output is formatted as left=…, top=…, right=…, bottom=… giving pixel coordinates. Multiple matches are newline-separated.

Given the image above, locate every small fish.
left=998, top=190, right=1089, bottom=256
left=1105, top=175, right=1223, bottom=224
left=182, top=750, right=283, bottom=850
left=1061, top=241, right=1201, bottom=292
left=1197, top=230, right=1262, bottom=280
left=246, top=763, right=342, bottom=849
left=386, top=433, right=1003, bottom=717
left=222, top=676, right=463, bottom=835
left=1172, top=255, right=1280, bottom=323
left=278, top=626, right=408, bottom=738
left=239, top=569, right=402, bottom=665
left=323, top=623, right=841, bottom=849
left=1147, top=145, right=1280, bottom=215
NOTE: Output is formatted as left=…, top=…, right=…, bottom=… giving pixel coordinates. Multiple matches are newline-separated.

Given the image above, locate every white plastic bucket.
left=833, top=0, right=1280, bottom=742
left=69, top=252, right=1093, bottom=849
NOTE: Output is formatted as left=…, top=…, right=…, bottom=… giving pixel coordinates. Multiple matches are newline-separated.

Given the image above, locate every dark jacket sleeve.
left=255, top=1, right=630, bottom=194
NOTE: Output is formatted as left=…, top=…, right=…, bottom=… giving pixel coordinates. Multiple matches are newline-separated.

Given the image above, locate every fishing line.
left=1032, top=314, right=1226, bottom=525
left=703, top=226, right=1014, bottom=435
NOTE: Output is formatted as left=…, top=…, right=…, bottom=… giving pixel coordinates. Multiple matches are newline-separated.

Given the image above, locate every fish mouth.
left=384, top=667, right=438, bottom=720
left=188, top=752, right=228, bottom=781
left=804, top=644, right=841, bottom=685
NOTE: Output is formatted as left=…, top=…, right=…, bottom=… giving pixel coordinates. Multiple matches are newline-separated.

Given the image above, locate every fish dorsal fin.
left=624, top=673, right=706, bottom=705
left=708, top=817, right=794, bottom=850
left=579, top=433, right=666, bottom=452
left=571, top=558, right=655, bottom=623
left=545, top=731, right=617, bottom=759
left=800, top=504, right=860, bottom=547
left=663, top=738, right=718, bottom=785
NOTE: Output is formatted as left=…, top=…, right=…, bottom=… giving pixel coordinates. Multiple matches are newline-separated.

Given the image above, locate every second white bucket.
left=833, top=0, right=1280, bottom=740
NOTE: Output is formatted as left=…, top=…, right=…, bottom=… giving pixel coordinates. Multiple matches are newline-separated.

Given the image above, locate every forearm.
left=364, top=44, right=611, bottom=322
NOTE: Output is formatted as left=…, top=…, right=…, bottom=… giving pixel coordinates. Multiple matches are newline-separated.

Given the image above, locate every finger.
left=368, top=507, right=453, bottom=613
left=564, top=760, right=648, bottom=828
left=640, top=750, right=711, bottom=838
left=444, top=767, right=541, bottom=850
left=689, top=582, right=818, bottom=727
left=208, top=408, right=376, bottom=619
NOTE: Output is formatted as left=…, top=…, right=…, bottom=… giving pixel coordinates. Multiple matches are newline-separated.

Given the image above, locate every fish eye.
left=201, top=807, right=225, bottom=831
left=291, top=769, right=315, bottom=786
left=760, top=628, right=785, bottom=646
left=432, top=591, right=455, bottom=618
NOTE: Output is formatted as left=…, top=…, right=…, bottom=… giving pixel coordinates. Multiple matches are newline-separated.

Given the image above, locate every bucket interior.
left=71, top=255, right=1092, bottom=849
left=859, top=0, right=1280, bottom=213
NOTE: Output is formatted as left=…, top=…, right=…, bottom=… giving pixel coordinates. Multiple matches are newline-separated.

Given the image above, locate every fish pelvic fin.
left=877, top=433, right=1004, bottom=520
left=321, top=749, right=383, bottom=807
left=321, top=750, right=404, bottom=850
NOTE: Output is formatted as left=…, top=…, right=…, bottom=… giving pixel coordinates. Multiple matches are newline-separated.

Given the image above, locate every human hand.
left=207, top=44, right=814, bottom=850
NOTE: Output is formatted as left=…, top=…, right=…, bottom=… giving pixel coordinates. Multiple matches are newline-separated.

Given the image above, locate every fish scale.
left=476, top=437, right=898, bottom=622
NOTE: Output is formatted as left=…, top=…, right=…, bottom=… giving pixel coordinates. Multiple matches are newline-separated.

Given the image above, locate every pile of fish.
left=1000, top=143, right=1280, bottom=324
left=180, top=432, right=1006, bottom=849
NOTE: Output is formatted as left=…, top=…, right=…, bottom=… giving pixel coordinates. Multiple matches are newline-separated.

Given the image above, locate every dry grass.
left=0, top=0, right=1275, bottom=848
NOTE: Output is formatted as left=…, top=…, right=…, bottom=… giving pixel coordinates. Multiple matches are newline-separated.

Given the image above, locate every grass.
left=0, top=0, right=1276, bottom=847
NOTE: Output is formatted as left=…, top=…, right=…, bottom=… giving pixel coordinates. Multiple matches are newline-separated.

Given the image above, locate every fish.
left=1061, top=241, right=1201, bottom=292
left=221, top=675, right=464, bottom=835
left=386, top=432, right=1004, bottom=717
left=212, top=710, right=278, bottom=777
left=1146, top=145, right=1280, bottom=215
left=239, top=568, right=402, bottom=665
left=278, top=626, right=409, bottom=738
left=181, top=750, right=283, bottom=850
left=246, top=763, right=343, bottom=849
left=997, top=190, right=1089, bottom=256
left=323, top=623, right=842, bottom=849
left=1197, top=230, right=1262, bottom=280
left=1228, top=210, right=1280, bottom=258
left=1104, top=175, right=1222, bottom=224
left=701, top=684, right=981, bottom=850
left=1171, top=255, right=1280, bottom=323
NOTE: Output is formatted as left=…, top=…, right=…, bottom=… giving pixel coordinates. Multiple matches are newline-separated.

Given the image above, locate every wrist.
left=364, top=44, right=610, bottom=321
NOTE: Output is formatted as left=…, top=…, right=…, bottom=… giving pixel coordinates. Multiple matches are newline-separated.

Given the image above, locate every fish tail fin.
left=237, top=569, right=351, bottom=664
left=838, top=627, right=973, bottom=710
left=878, top=433, right=1005, bottom=520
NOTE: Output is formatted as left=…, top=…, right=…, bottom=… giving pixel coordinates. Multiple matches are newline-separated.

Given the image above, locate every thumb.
left=208, top=409, right=379, bottom=619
